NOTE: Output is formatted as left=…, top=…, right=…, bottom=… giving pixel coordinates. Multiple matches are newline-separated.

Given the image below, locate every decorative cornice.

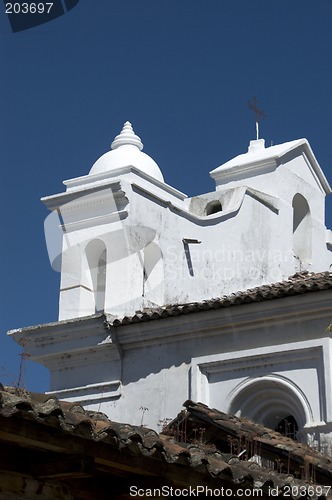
left=9, top=273, right=332, bottom=363
left=46, top=380, right=122, bottom=403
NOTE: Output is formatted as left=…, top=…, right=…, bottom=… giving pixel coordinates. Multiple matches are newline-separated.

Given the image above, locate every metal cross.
left=248, top=97, right=265, bottom=140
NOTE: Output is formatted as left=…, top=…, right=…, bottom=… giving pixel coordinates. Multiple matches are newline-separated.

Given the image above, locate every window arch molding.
left=227, top=375, right=313, bottom=432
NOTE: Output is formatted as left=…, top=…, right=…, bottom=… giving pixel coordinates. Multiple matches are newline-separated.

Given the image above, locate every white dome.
left=89, top=122, right=164, bottom=183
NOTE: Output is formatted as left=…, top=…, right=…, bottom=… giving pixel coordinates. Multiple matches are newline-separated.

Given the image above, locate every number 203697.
left=5, top=3, right=53, bottom=14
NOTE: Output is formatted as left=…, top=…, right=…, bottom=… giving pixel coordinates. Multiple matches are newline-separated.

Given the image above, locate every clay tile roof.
left=1, top=385, right=331, bottom=498
left=110, top=271, right=332, bottom=326
left=166, top=400, right=332, bottom=488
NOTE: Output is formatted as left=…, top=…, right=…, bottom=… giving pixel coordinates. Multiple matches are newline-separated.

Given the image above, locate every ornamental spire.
left=248, top=97, right=265, bottom=141
left=111, top=121, right=143, bottom=151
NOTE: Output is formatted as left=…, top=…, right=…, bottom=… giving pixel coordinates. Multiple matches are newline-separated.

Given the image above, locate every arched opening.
left=85, top=239, right=107, bottom=313
left=292, top=193, right=311, bottom=264
left=95, top=249, right=106, bottom=312
left=206, top=200, right=222, bottom=216
left=142, top=241, right=164, bottom=304
left=229, top=379, right=308, bottom=439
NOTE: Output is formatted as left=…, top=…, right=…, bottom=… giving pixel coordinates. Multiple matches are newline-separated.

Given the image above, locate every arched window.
left=229, top=379, right=308, bottom=439
left=85, top=239, right=107, bottom=313
left=292, top=194, right=311, bottom=264
left=95, top=249, right=106, bottom=312
left=142, top=241, right=164, bottom=303
left=206, top=200, right=222, bottom=216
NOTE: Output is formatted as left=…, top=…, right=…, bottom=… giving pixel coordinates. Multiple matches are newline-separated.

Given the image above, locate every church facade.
left=10, top=122, right=332, bottom=451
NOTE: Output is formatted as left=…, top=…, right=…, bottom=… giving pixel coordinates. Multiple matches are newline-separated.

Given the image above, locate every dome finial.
left=111, top=121, right=143, bottom=151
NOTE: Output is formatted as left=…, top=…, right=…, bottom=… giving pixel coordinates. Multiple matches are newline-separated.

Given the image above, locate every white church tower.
left=42, top=122, right=331, bottom=321
left=42, top=121, right=178, bottom=320
left=10, top=122, right=332, bottom=451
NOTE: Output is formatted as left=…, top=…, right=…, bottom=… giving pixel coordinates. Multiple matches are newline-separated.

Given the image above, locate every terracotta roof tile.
left=111, top=271, right=332, bottom=326
left=166, top=400, right=332, bottom=489
left=1, top=385, right=331, bottom=497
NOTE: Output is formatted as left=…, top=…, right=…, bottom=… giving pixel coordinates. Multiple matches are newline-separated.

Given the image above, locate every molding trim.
left=46, top=380, right=122, bottom=403
left=191, top=340, right=327, bottom=425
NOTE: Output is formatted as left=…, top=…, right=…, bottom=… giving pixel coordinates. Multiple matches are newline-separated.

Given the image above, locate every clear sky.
left=1, top=0, right=332, bottom=393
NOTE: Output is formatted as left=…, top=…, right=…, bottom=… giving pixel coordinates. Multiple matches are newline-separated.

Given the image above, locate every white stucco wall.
left=12, top=289, right=332, bottom=447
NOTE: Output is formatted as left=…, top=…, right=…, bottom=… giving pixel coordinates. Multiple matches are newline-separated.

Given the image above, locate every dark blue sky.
left=1, top=0, right=332, bottom=392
